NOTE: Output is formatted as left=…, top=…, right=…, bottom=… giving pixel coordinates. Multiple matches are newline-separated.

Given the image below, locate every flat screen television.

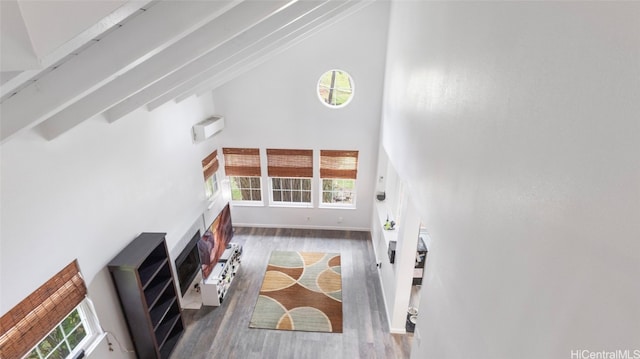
left=175, top=230, right=202, bottom=296
left=198, top=203, right=233, bottom=279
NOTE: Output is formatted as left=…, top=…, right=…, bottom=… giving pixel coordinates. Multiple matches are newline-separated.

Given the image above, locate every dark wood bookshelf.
left=108, top=232, right=185, bottom=359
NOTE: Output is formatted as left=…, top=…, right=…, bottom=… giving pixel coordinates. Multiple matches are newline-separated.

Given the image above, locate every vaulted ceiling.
left=0, top=0, right=373, bottom=143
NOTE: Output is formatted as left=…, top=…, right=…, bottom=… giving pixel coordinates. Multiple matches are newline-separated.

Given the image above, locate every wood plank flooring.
left=170, top=227, right=412, bottom=359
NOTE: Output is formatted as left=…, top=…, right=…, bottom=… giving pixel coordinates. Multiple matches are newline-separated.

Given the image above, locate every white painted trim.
left=1, top=0, right=242, bottom=143
left=84, top=332, right=108, bottom=357
left=376, top=260, right=394, bottom=333
left=0, top=0, right=154, bottom=99
left=39, top=0, right=293, bottom=140
left=230, top=201, right=265, bottom=207
left=232, top=223, right=370, bottom=232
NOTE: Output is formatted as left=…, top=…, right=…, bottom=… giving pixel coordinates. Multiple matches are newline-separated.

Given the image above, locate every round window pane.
left=317, top=69, right=354, bottom=108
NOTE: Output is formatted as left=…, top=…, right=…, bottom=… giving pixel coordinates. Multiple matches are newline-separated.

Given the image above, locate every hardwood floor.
left=170, top=227, right=413, bottom=359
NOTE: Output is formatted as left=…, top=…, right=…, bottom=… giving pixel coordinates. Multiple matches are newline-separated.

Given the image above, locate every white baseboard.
left=233, top=223, right=370, bottom=232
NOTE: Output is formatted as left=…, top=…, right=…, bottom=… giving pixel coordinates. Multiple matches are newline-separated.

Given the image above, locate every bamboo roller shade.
left=267, top=149, right=313, bottom=178
left=202, top=149, right=219, bottom=179
left=320, top=150, right=359, bottom=179
left=0, top=260, right=87, bottom=359
left=222, top=148, right=261, bottom=177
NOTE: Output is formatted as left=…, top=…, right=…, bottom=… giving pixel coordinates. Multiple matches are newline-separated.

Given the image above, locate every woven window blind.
left=202, top=149, right=219, bottom=180
left=267, top=149, right=313, bottom=178
left=320, top=150, right=359, bottom=179
left=0, top=260, right=87, bottom=359
left=222, top=148, right=261, bottom=177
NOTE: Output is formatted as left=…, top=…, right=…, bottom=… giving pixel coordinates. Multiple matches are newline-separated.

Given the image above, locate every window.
left=271, top=178, right=312, bottom=204
left=25, top=301, right=101, bottom=359
left=204, top=173, right=219, bottom=199
left=267, top=149, right=313, bottom=206
left=317, top=69, right=354, bottom=108
left=0, top=261, right=103, bottom=359
left=223, top=148, right=262, bottom=204
left=229, top=176, right=262, bottom=201
left=320, top=150, right=359, bottom=207
left=202, top=150, right=220, bottom=200
left=322, top=178, right=355, bottom=205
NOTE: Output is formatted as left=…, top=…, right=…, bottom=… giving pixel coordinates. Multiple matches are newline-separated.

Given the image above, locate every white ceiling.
left=0, top=0, right=372, bottom=143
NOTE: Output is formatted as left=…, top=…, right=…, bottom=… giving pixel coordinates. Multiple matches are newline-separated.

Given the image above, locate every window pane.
left=318, top=87, right=330, bottom=103
left=317, top=70, right=354, bottom=108
left=67, top=326, right=87, bottom=349
left=26, top=349, right=40, bottom=359
left=231, top=176, right=262, bottom=202
left=212, top=175, right=219, bottom=193
left=38, top=327, right=63, bottom=357
left=205, top=175, right=218, bottom=199
left=334, top=90, right=351, bottom=106
left=343, top=179, right=355, bottom=189
left=231, top=189, right=243, bottom=201
left=239, top=177, right=250, bottom=189
left=61, top=309, right=81, bottom=335
left=204, top=181, right=213, bottom=198
left=321, top=179, right=356, bottom=205
left=47, top=343, right=70, bottom=359
left=270, top=177, right=311, bottom=204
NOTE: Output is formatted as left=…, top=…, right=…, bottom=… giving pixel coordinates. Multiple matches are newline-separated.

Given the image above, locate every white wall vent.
left=193, top=116, right=224, bottom=142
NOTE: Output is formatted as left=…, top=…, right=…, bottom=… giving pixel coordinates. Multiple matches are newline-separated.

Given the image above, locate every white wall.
left=380, top=2, right=640, bottom=358
left=371, top=146, right=420, bottom=333
left=0, top=3, right=392, bottom=358
left=211, top=1, right=390, bottom=231
left=0, top=95, right=220, bottom=358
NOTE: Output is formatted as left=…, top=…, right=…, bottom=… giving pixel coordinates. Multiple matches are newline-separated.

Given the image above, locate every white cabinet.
left=201, top=244, right=242, bottom=306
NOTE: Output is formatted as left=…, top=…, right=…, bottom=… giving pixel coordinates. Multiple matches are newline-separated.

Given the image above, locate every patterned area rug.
left=249, top=251, right=342, bottom=333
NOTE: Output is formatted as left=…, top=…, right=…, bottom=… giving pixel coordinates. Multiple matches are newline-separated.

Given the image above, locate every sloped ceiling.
left=0, top=0, right=373, bottom=143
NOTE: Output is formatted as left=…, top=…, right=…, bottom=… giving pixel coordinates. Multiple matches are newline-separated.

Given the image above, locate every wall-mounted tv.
left=198, top=203, right=233, bottom=279
left=175, top=230, right=202, bottom=296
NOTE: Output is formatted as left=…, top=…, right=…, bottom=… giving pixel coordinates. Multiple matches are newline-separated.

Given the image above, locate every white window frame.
left=269, top=177, right=313, bottom=208
left=24, top=299, right=104, bottom=359
left=229, top=176, right=264, bottom=206
left=317, top=69, right=355, bottom=109
left=319, top=178, right=357, bottom=209
left=204, top=172, right=220, bottom=200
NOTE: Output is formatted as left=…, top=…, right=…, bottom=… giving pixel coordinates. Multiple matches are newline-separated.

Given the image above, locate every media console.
left=201, top=243, right=242, bottom=306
